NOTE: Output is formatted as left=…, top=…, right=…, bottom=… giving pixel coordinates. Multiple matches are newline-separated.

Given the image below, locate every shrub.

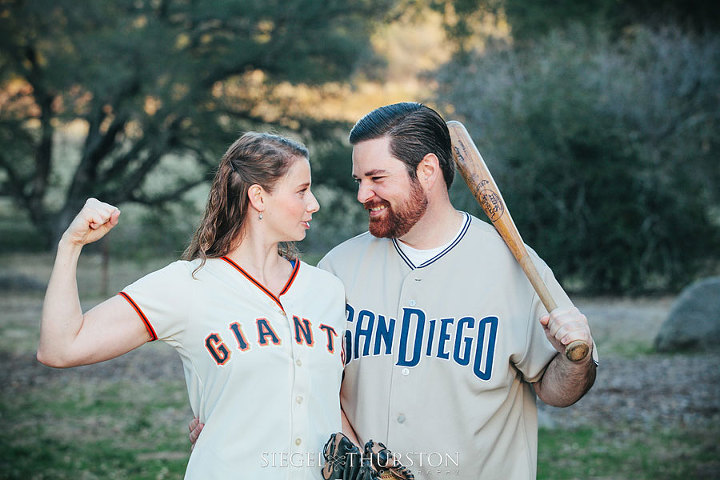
left=438, top=23, right=720, bottom=293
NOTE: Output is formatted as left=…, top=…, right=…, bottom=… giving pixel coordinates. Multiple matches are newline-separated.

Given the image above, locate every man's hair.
left=348, top=102, right=454, bottom=189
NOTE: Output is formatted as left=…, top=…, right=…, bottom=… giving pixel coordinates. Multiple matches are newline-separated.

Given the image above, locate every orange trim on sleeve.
left=118, top=292, right=158, bottom=341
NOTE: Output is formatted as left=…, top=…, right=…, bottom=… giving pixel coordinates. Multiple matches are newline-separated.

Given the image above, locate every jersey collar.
left=392, top=212, right=471, bottom=270
left=220, top=256, right=300, bottom=312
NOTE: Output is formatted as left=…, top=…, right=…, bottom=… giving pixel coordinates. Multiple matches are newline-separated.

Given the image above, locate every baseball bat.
left=447, top=120, right=590, bottom=362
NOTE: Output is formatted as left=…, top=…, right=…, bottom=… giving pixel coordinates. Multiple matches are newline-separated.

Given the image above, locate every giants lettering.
left=293, top=316, right=314, bottom=346
left=319, top=324, right=339, bottom=353
left=205, top=333, right=231, bottom=365
left=204, top=316, right=338, bottom=365
left=257, top=318, right=281, bottom=346
left=344, top=305, right=498, bottom=381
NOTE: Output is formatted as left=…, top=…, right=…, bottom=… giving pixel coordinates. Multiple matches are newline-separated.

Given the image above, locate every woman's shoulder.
left=157, top=258, right=199, bottom=275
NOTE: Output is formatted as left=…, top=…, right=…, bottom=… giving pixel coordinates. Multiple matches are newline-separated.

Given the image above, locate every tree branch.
left=0, top=153, right=31, bottom=206
left=126, top=177, right=208, bottom=207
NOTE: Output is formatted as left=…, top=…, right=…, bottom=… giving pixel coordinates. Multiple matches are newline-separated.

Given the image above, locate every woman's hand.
left=62, top=198, right=121, bottom=246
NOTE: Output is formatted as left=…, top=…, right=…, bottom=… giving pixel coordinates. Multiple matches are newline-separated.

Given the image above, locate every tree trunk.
left=47, top=201, right=84, bottom=250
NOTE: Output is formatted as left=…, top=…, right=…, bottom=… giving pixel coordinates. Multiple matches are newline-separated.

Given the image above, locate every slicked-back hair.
left=348, top=102, right=454, bottom=189
left=183, top=132, right=308, bottom=267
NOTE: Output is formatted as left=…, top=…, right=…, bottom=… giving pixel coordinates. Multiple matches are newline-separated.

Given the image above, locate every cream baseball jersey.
left=318, top=213, right=579, bottom=480
left=120, top=256, right=345, bottom=479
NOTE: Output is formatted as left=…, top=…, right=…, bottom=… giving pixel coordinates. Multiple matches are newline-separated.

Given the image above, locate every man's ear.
left=247, top=184, right=266, bottom=212
left=416, top=153, right=441, bottom=189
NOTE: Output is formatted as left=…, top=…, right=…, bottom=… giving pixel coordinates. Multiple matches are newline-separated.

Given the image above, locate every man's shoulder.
left=465, top=212, right=500, bottom=235
left=318, top=232, right=382, bottom=270
left=298, top=259, right=344, bottom=288
left=459, top=212, right=509, bottom=250
left=463, top=212, right=549, bottom=267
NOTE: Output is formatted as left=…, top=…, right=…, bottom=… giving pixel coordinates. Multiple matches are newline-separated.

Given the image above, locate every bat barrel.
left=447, top=120, right=590, bottom=363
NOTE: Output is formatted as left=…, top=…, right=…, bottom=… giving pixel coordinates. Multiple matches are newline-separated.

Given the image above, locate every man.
left=317, top=102, right=596, bottom=479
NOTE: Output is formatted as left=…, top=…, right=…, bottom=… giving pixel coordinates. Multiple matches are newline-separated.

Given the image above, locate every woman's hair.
left=183, top=131, right=309, bottom=266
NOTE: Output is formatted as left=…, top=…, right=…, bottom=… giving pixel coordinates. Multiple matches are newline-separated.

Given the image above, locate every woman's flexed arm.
left=37, top=198, right=152, bottom=368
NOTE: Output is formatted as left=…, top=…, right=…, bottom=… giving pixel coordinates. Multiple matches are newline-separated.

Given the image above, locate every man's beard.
left=365, top=179, right=428, bottom=239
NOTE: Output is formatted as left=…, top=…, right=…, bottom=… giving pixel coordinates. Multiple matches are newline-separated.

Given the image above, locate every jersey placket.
left=221, top=257, right=311, bottom=473
left=285, top=301, right=313, bottom=477
left=387, top=266, right=426, bottom=447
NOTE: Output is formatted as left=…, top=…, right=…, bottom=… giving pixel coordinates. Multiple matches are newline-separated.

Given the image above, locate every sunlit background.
left=1, top=1, right=718, bottom=478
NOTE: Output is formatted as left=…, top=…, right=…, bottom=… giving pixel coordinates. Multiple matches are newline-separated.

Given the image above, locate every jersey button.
left=295, top=358, right=302, bottom=367
left=409, top=300, right=416, bottom=307
left=296, top=396, right=303, bottom=404
left=397, top=414, right=406, bottom=424
left=295, top=438, right=302, bottom=446
left=401, top=368, right=410, bottom=376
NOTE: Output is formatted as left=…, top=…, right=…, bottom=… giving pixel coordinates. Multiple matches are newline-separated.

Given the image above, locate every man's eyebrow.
left=353, top=169, right=389, bottom=178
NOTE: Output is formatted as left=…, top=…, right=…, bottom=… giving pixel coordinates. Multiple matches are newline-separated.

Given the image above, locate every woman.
left=37, top=132, right=346, bottom=479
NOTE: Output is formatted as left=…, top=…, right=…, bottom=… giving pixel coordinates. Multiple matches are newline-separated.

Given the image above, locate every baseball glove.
left=321, top=432, right=414, bottom=480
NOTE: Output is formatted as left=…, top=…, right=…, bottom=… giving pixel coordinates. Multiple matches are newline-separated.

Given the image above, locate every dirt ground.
left=2, top=286, right=719, bottom=478
left=5, top=294, right=718, bottom=429
left=538, top=297, right=720, bottom=431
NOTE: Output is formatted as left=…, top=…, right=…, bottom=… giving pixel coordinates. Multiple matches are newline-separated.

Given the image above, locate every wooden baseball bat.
left=447, top=120, right=590, bottom=362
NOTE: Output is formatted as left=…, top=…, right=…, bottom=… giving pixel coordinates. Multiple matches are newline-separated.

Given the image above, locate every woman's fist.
left=62, top=198, right=121, bottom=246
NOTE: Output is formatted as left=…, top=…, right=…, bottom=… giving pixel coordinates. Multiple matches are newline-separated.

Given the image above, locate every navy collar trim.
left=392, top=212, right=471, bottom=270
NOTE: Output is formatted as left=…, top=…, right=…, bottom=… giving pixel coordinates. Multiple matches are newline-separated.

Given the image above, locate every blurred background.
left=1, top=0, right=718, bottom=478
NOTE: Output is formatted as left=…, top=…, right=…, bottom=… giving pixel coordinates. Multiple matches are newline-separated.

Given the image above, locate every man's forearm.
left=533, top=351, right=597, bottom=407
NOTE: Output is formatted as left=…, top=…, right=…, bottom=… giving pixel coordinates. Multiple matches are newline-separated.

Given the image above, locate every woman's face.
left=263, top=156, right=319, bottom=242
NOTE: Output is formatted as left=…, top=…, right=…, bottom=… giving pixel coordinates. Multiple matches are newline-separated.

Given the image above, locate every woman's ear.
left=247, top=184, right=265, bottom=213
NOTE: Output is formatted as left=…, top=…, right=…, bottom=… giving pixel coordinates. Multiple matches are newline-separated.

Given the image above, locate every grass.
left=1, top=375, right=190, bottom=479
left=1, top=252, right=190, bottom=479
left=538, top=426, right=720, bottom=480
left=2, top=253, right=718, bottom=479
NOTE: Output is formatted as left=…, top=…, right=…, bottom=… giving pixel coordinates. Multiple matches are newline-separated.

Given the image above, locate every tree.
left=420, top=0, right=720, bottom=48
left=436, top=24, right=720, bottom=293
left=0, top=0, right=393, bottom=247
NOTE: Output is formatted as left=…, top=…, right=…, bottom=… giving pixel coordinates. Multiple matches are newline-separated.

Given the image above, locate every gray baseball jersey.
left=318, top=213, right=579, bottom=480
left=121, top=256, right=345, bottom=479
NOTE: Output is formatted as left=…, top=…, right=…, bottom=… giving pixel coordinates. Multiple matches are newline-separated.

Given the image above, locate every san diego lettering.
left=344, top=305, right=498, bottom=381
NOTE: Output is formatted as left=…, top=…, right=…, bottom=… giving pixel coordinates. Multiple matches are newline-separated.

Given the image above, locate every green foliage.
left=0, top=0, right=391, bottom=246
left=115, top=197, right=205, bottom=261
left=504, top=0, right=615, bottom=42
left=424, top=0, right=720, bottom=52
left=538, top=426, right=720, bottom=479
left=1, top=377, right=190, bottom=479
left=439, top=24, right=720, bottom=294
left=302, top=184, right=367, bottom=255
left=611, top=0, right=720, bottom=33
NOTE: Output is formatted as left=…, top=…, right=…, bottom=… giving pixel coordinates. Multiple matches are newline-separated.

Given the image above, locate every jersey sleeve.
left=119, top=260, right=193, bottom=343
left=317, top=249, right=339, bottom=276
left=515, top=260, right=575, bottom=382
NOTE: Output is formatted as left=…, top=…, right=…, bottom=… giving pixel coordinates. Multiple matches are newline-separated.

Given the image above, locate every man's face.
left=351, top=136, right=428, bottom=239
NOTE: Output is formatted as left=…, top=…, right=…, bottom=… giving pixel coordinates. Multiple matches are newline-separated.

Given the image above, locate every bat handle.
left=526, top=263, right=591, bottom=362
left=565, top=340, right=590, bottom=362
